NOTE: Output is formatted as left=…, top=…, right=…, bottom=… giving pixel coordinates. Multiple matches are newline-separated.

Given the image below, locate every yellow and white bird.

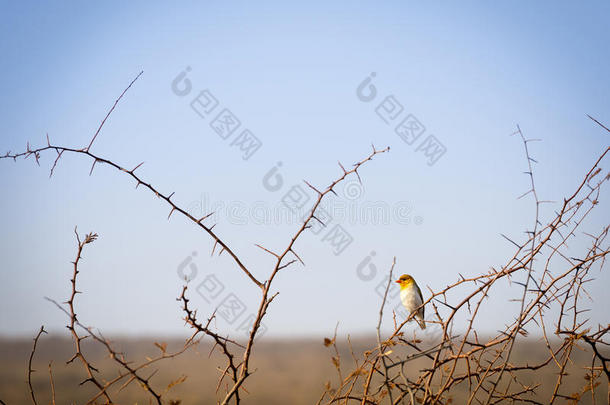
left=395, top=274, right=426, bottom=329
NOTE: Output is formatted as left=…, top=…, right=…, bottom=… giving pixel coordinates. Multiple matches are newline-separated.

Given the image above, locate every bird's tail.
left=416, top=316, right=426, bottom=330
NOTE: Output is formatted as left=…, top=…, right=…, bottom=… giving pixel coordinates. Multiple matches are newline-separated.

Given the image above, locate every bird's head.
left=395, top=274, right=415, bottom=288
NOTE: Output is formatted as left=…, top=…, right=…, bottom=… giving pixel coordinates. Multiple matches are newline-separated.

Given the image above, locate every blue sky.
left=0, top=1, right=608, bottom=338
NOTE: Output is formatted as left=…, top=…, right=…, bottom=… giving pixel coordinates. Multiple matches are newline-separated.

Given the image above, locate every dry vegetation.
left=0, top=336, right=606, bottom=404
left=1, top=73, right=609, bottom=404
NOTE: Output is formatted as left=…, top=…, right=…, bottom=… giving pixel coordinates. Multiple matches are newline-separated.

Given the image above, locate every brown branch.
left=27, top=326, right=47, bottom=405
left=86, top=70, right=144, bottom=151
left=318, top=127, right=609, bottom=405
left=48, top=362, right=56, bottom=405
left=373, top=258, right=396, bottom=405
left=1, top=144, right=263, bottom=288
left=7, top=77, right=610, bottom=403
left=219, top=145, right=390, bottom=405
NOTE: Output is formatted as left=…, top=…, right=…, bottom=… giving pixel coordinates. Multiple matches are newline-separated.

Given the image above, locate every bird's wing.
left=415, top=283, right=424, bottom=318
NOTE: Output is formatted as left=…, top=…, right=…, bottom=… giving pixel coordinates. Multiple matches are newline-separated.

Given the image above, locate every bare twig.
left=317, top=122, right=610, bottom=405
left=86, top=70, right=144, bottom=151
left=27, top=326, right=47, bottom=405
left=48, top=362, right=56, bottom=405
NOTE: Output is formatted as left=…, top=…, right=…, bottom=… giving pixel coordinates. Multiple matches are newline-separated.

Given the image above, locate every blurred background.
left=0, top=1, right=608, bottom=402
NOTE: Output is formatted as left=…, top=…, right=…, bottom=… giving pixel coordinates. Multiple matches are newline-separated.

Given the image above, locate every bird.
left=395, top=274, right=426, bottom=329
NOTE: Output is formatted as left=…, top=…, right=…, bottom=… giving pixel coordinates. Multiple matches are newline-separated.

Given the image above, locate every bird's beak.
left=394, top=279, right=401, bottom=284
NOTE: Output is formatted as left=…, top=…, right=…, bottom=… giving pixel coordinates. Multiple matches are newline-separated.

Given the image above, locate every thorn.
left=586, top=114, right=610, bottom=133
left=290, top=248, right=305, bottom=266
left=197, top=212, right=215, bottom=224
left=354, top=168, right=362, bottom=184
left=132, top=161, right=145, bottom=172
left=311, top=215, right=326, bottom=226
left=254, top=244, right=279, bottom=257
left=89, top=159, right=97, bottom=176
left=303, top=180, right=321, bottom=195
left=517, top=189, right=534, bottom=200
left=500, top=233, right=521, bottom=249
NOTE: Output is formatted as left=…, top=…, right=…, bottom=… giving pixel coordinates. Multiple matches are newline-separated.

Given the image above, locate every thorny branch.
left=6, top=70, right=390, bottom=404
left=316, top=120, right=610, bottom=405
left=218, top=144, right=390, bottom=405
left=27, top=325, right=47, bottom=405
left=8, top=68, right=609, bottom=404
left=40, top=229, right=194, bottom=404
